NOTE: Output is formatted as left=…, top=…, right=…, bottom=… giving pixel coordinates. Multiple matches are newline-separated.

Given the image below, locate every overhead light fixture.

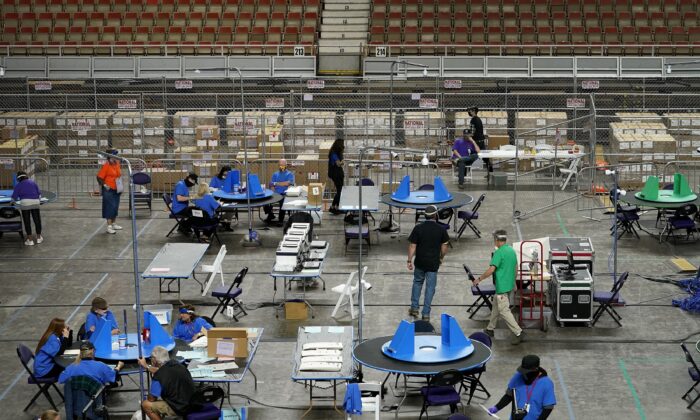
left=390, top=151, right=399, bottom=159
left=421, top=153, right=429, bottom=166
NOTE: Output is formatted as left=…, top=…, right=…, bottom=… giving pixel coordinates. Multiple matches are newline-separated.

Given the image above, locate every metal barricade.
left=147, top=157, right=243, bottom=196
left=0, top=155, right=53, bottom=194
left=343, top=158, right=439, bottom=194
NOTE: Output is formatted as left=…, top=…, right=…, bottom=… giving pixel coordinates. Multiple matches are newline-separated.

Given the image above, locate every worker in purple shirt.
left=11, top=171, right=43, bottom=246
left=452, top=129, right=481, bottom=189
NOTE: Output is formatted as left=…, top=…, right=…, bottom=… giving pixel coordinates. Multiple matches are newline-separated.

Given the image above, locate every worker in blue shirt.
left=208, top=166, right=236, bottom=231
left=264, top=159, right=295, bottom=227
left=58, top=341, right=124, bottom=385
left=34, top=318, right=72, bottom=378
left=487, top=355, right=556, bottom=420
left=171, top=173, right=198, bottom=234
left=85, top=297, right=119, bottom=339
left=173, top=305, right=212, bottom=342
left=209, top=166, right=231, bottom=190
left=192, top=183, right=221, bottom=243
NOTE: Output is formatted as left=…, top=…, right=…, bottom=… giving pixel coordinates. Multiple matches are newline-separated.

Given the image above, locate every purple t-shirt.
left=452, top=138, right=477, bottom=158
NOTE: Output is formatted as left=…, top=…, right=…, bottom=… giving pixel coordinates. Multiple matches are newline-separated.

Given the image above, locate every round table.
left=619, top=194, right=700, bottom=210
left=353, top=335, right=491, bottom=418
left=0, top=189, right=57, bottom=205
left=380, top=192, right=474, bottom=210
left=214, top=192, right=283, bottom=213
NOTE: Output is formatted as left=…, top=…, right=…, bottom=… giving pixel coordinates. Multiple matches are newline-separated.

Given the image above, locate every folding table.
left=142, top=243, right=209, bottom=294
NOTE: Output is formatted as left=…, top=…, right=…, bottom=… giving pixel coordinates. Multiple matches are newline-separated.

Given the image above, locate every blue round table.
left=93, top=333, right=176, bottom=361
left=213, top=189, right=274, bottom=201
left=380, top=192, right=473, bottom=210
left=0, top=189, right=57, bottom=205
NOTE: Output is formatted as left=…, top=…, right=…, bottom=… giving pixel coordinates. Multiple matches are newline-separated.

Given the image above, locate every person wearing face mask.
left=468, top=107, right=493, bottom=177
left=85, top=297, right=119, bottom=339
left=208, top=166, right=235, bottom=231
left=96, top=149, right=123, bottom=235
left=171, top=173, right=198, bottom=234
left=264, top=158, right=295, bottom=227
left=487, top=355, right=556, bottom=420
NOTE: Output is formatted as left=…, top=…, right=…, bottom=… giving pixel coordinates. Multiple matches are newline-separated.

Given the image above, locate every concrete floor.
left=1, top=175, right=699, bottom=420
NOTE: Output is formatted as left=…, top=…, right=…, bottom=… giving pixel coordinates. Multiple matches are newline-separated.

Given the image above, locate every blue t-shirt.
left=330, top=152, right=341, bottom=166
left=171, top=180, right=190, bottom=214
left=34, top=334, right=62, bottom=377
left=209, top=176, right=225, bottom=189
left=452, top=138, right=477, bottom=158
left=58, top=359, right=116, bottom=385
left=173, top=317, right=213, bottom=342
left=270, top=170, right=295, bottom=195
left=85, top=310, right=118, bottom=339
left=507, top=373, right=556, bottom=420
left=194, top=194, right=220, bottom=218
left=150, top=379, right=162, bottom=398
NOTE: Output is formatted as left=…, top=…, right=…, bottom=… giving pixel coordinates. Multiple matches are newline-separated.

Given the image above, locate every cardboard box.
left=258, top=141, right=285, bottom=155
left=2, top=126, right=27, bottom=141
left=0, top=135, right=37, bottom=155
left=150, top=169, right=187, bottom=192
left=285, top=300, right=308, bottom=320
left=207, top=328, right=249, bottom=358
left=308, top=182, right=324, bottom=206
left=195, top=125, right=220, bottom=140
left=381, top=181, right=401, bottom=194
left=487, top=135, right=510, bottom=150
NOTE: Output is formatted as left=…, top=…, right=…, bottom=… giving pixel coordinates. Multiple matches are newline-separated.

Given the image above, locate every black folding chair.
left=16, top=344, right=64, bottom=411
left=592, top=272, right=628, bottom=326
left=460, top=332, right=492, bottom=405
left=185, top=385, right=226, bottom=419
left=163, top=193, right=188, bottom=237
left=464, top=264, right=494, bottom=319
left=130, top=172, right=152, bottom=216
left=456, top=194, right=486, bottom=239
left=190, top=207, right=222, bottom=245
left=211, top=267, right=249, bottom=321
left=681, top=343, right=700, bottom=409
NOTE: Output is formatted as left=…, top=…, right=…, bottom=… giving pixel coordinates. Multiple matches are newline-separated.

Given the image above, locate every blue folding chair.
left=419, top=369, right=464, bottom=419
left=130, top=172, right=152, bottom=216
left=592, top=272, right=628, bottom=326
left=16, top=344, right=64, bottom=411
left=464, top=264, right=494, bottom=319
left=186, top=386, right=225, bottom=420
left=456, top=194, right=486, bottom=239
left=460, top=332, right=492, bottom=405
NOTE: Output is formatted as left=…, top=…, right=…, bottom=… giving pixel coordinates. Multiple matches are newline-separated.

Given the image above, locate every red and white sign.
left=306, top=79, right=325, bottom=89
left=581, top=80, right=600, bottom=90
left=566, top=98, right=586, bottom=108
left=118, top=99, right=138, bottom=109
left=443, top=79, right=462, bottom=89
left=71, top=119, right=93, bottom=132
left=265, top=98, right=284, bottom=108
left=175, top=79, right=193, bottom=89
left=404, top=120, right=425, bottom=128
left=34, top=81, right=52, bottom=91
left=419, top=98, right=439, bottom=109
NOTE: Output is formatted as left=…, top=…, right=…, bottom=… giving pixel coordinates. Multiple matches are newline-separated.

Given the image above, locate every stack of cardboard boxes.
left=663, top=113, right=700, bottom=159
left=343, top=111, right=391, bottom=151
left=455, top=110, right=508, bottom=137
left=56, top=112, right=112, bottom=156
left=0, top=112, right=57, bottom=154
left=226, top=111, right=282, bottom=152
left=111, top=111, right=167, bottom=157
left=282, top=111, right=336, bottom=151
left=403, top=111, right=445, bottom=154
left=173, top=111, right=217, bottom=149
left=515, top=111, right=568, bottom=147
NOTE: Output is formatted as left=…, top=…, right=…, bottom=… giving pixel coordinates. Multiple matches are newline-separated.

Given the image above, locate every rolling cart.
left=517, top=240, right=550, bottom=331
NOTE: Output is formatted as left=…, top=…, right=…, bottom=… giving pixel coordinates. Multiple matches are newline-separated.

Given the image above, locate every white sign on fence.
left=404, top=120, right=425, bottom=128
left=175, top=80, right=193, bottom=89
left=34, top=81, right=52, bottom=91
left=306, top=79, right=325, bottom=89
left=566, top=98, right=586, bottom=108
left=581, top=80, right=600, bottom=90
left=419, top=98, right=439, bottom=109
left=265, top=98, right=285, bottom=108
left=118, top=99, right=138, bottom=109
left=443, top=79, right=462, bottom=89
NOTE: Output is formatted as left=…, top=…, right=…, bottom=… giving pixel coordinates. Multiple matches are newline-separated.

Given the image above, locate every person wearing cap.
left=487, top=355, right=556, bottom=420
left=171, top=172, right=199, bottom=234
left=85, top=297, right=119, bottom=339
left=58, top=341, right=124, bottom=385
left=264, top=158, right=295, bottom=227
left=96, top=149, right=123, bottom=235
left=451, top=129, right=481, bottom=189
left=12, top=170, right=43, bottom=246
left=208, top=166, right=235, bottom=231
left=407, top=204, right=450, bottom=321
left=473, top=229, right=524, bottom=344
left=468, top=107, right=493, bottom=176
left=172, top=304, right=212, bottom=342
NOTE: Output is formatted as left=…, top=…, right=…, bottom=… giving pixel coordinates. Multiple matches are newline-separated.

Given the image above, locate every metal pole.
left=357, top=148, right=365, bottom=343
left=612, top=171, right=619, bottom=282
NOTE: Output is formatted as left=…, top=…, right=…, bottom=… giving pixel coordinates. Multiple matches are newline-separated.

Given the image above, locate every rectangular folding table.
left=269, top=244, right=328, bottom=318
left=142, top=243, right=209, bottom=295
left=339, top=186, right=380, bottom=211
left=291, top=326, right=355, bottom=417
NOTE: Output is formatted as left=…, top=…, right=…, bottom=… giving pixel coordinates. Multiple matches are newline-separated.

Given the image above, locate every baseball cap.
left=517, top=355, right=541, bottom=375
left=463, top=129, right=473, bottom=137
left=106, top=148, right=118, bottom=156
left=425, top=205, right=438, bottom=217
left=80, top=341, right=95, bottom=351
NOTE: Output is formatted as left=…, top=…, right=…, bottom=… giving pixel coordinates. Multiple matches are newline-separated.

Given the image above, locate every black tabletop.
left=353, top=335, right=492, bottom=375
left=217, top=192, right=283, bottom=212
left=619, top=194, right=700, bottom=209
left=380, top=192, right=474, bottom=210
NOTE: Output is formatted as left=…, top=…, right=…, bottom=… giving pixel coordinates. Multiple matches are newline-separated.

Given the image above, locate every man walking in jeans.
left=472, top=229, right=524, bottom=345
left=407, top=205, right=450, bottom=321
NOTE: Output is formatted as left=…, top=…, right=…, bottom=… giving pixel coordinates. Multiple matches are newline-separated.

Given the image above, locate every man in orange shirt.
left=96, top=149, right=123, bottom=234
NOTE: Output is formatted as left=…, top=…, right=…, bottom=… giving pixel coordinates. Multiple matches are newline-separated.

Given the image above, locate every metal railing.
left=0, top=43, right=319, bottom=56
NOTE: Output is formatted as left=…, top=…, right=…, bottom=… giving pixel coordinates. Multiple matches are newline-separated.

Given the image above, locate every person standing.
left=451, top=129, right=481, bottom=189
left=264, top=158, right=295, bottom=227
left=328, top=139, right=345, bottom=215
left=407, top=205, right=450, bottom=321
left=96, top=149, right=123, bottom=235
left=486, top=355, right=556, bottom=420
left=12, top=170, right=43, bottom=246
left=472, top=229, right=524, bottom=345
left=468, top=107, right=493, bottom=176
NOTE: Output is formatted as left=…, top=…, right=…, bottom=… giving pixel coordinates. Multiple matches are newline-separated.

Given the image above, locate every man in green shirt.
left=472, top=229, right=523, bottom=345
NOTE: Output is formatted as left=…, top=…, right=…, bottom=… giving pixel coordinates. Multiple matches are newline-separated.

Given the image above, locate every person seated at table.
left=85, top=297, right=119, bottom=339
left=34, top=318, right=73, bottom=379
left=264, top=158, right=295, bottom=227
left=138, top=346, right=201, bottom=420
left=58, top=341, right=124, bottom=385
left=192, top=183, right=221, bottom=243
left=171, top=173, right=198, bottom=234
left=173, top=305, right=212, bottom=342
left=451, top=129, right=481, bottom=190
left=12, top=170, right=44, bottom=246
left=209, top=165, right=232, bottom=190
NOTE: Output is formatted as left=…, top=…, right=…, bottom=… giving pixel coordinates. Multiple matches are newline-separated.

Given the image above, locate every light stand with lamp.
left=606, top=168, right=624, bottom=286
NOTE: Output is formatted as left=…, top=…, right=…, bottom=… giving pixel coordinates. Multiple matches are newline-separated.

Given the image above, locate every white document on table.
left=479, top=404, right=500, bottom=419
left=190, top=336, right=208, bottom=348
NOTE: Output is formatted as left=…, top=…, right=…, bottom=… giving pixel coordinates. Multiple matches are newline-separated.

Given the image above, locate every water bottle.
left=233, top=183, right=239, bottom=194
left=530, top=250, right=539, bottom=277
